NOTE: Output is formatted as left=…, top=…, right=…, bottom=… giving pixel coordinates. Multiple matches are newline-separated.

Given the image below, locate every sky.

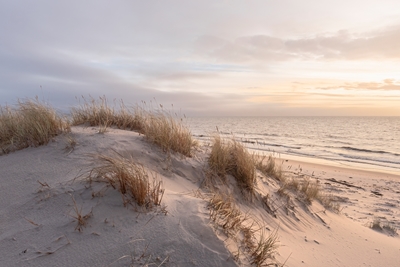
left=1, top=0, right=400, bottom=116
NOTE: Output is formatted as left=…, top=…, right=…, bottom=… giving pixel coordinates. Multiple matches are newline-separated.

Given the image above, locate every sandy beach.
left=1, top=125, right=399, bottom=267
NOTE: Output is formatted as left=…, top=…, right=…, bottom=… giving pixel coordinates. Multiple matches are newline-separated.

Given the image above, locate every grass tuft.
left=208, top=135, right=256, bottom=196
left=300, top=178, right=320, bottom=203
left=71, top=96, right=144, bottom=131
left=86, top=152, right=164, bottom=208
left=0, top=98, right=69, bottom=155
left=253, top=154, right=283, bottom=181
left=69, top=195, right=92, bottom=232
left=142, top=107, right=196, bottom=157
left=250, top=228, right=279, bottom=267
left=208, top=135, right=230, bottom=178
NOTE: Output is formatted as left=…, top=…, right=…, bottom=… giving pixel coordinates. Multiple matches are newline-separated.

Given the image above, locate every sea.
left=186, top=117, right=400, bottom=174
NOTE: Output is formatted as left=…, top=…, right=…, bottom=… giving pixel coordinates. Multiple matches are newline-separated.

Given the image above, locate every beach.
left=0, top=125, right=399, bottom=267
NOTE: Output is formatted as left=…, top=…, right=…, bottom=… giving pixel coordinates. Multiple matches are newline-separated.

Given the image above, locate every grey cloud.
left=196, top=25, right=400, bottom=62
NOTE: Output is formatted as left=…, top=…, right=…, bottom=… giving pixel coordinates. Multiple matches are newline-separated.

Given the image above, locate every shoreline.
left=250, top=148, right=400, bottom=178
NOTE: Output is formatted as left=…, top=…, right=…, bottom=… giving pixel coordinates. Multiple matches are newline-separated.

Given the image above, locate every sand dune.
left=0, top=126, right=399, bottom=266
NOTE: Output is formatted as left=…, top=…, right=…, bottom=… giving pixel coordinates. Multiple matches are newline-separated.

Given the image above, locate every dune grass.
left=250, top=228, right=279, bottom=267
left=86, top=152, right=164, bottom=209
left=0, top=98, right=69, bottom=155
left=253, top=154, right=283, bottom=181
left=143, top=107, right=196, bottom=157
left=71, top=96, right=196, bottom=157
left=278, top=177, right=320, bottom=203
left=208, top=135, right=256, bottom=196
left=208, top=135, right=230, bottom=178
left=71, top=96, right=144, bottom=131
left=208, top=193, right=247, bottom=236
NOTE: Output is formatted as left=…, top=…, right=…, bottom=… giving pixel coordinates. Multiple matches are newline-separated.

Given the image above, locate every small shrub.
left=86, top=152, right=163, bottom=208
left=0, top=98, right=69, bottom=154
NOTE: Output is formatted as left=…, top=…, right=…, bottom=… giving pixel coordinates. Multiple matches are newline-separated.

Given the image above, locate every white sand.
left=0, top=126, right=399, bottom=266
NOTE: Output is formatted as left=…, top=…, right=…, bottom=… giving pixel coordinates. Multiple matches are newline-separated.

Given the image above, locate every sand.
left=0, top=126, right=399, bottom=266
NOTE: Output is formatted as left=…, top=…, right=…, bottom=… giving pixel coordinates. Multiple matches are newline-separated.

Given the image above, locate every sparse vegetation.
left=69, top=195, right=92, bottom=232
left=208, top=193, right=247, bottom=236
left=279, top=177, right=320, bottom=203
left=300, top=178, right=320, bottom=203
left=0, top=98, right=69, bottom=155
left=86, top=152, right=164, bottom=208
left=369, top=218, right=398, bottom=235
left=253, top=154, right=283, bottom=181
left=250, top=228, right=279, bottom=267
left=64, top=134, right=77, bottom=153
left=206, top=192, right=280, bottom=266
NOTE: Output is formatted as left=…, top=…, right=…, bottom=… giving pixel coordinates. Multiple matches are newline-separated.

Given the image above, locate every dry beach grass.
left=0, top=98, right=69, bottom=154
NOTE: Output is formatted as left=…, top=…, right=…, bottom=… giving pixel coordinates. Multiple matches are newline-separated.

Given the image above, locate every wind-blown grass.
left=0, top=98, right=69, bottom=155
left=71, top=96, right=196, bottom=157
left=71, top=96, right=144, bottom=131
left=208, top=135, right=256, bottom=196
left=143, top=107, right=196, bottom=157
left=253, top=154, right=283, bottom=181
left=86, top=152, right=164, bottom=209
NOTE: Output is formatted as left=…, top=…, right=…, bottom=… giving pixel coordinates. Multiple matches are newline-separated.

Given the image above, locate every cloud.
left=317, top=79, right=400, bottom=91
left=195, top=25, right=400, bottom=63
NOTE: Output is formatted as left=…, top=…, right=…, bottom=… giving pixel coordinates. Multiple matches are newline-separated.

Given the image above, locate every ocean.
left=187, top=117, right=400, bottom=174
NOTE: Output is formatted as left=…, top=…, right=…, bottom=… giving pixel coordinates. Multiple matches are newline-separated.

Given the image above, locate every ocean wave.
left=245, top=141, right=301, bottom=150
left=341, top=146, right=400, bottom=157
left=338, top=153, right=400, bottom=166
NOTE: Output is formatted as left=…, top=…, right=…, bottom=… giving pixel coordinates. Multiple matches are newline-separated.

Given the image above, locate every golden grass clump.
left=278, top=177, right=320, bottom=204
left=87, top=153, right=164, bottom=208
left=208, top=135, right=230, bottom=177
left=208, top=135, right=256, bottom=195
left=230, top=139, right=257, bottom=193
left=142, top=107, right=196, bottom=157
left=71, top=96, right=196, bottom=157
left=71, top=96, right=144, bottom=131
left=300, top=178, right=320, bottom=203
left=0, top=98, right=69, bottom=154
